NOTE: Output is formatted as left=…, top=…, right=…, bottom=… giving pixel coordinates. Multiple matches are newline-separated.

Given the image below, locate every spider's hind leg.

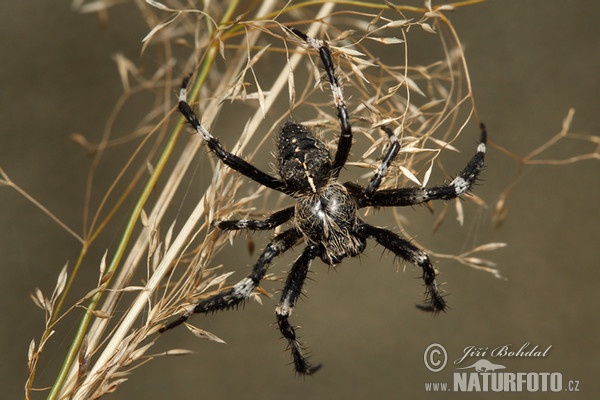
left=275, top=244, right=322, bottom=375
left=362, top=224, right=446, bottom=312
left=160, top=228, right=301, bottom=332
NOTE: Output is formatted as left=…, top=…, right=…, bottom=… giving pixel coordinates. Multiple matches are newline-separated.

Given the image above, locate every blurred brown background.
left=1, top=1, right=599, bottom=399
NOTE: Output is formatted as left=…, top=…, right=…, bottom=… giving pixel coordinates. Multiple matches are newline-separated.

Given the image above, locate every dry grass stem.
left=491, top=108, right=600, bottom=227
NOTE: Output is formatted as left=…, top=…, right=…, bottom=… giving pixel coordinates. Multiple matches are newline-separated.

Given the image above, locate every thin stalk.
left=46, top=4, right=240, bottom=397
left=46, top=114, right=183, bottom=400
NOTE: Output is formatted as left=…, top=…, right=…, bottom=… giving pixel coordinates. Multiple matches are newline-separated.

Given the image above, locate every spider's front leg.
left=362, top=224, right=446, bottom=311
left=288, top=28, right=352, bottom=177
left=275, top=244, right=322, bottom=375
left=364, top=126, right=402, bottom=197
left=159, top=228, right=301, bottom=332
left=363, top=124, right=487, bottom=208
left=177, top=78, right=290, bottom=195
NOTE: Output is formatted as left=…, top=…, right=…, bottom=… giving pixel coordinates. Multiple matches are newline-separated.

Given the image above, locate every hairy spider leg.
left=362, top=224, right=446, bottom=311
left=275, top=244, right=322, bottom=375
left=364, top=124, right=487, bottom=207
left=159, top=228, right=302, bottom=332
left=215, top=206, right=295, bottom=231
left=364, top=126, right=402, bottom=197
left=289, top=28, right=353, bottom=177
left=177, top=80, right=290, bottom=195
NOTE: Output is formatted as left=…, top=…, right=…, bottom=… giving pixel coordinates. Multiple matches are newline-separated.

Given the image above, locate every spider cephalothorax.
left=278, top=121, right=333, bottom=192
left=160, top=28, right=487, bottom=375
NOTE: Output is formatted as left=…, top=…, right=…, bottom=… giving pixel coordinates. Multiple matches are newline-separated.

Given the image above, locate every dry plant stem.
left=60, top=18, right=240, bottom=400
left=46, top=4, right=242, bottom=398
left=0, top=169, right=84, bottom=243
left=26, top=92, right=170, bottom=398
left=492, top=109, right=599, bottom=166
left=47, top=100, right=182, bottom=398
left=52, top=97, right=163, bottom=329
left=33, top=16, right=179, bottom=397
left=523, top=108, right=600, bottom=164
left=490, top=108, right=600, bottom=226
left=65, top=3, right=337, bottom=399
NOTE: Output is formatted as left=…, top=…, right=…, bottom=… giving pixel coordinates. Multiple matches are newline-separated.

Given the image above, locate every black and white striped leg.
left=289, top=28, right=353, bottom=177
left=178, top=78, right=289, bottom=195
left=275, top=244, right=322, bottom=375
left=365, top=124, right=487, bottom=208
left=364, top=126, right=402, bottom=197
left=160, top=228, right=302, bottom=332
left=362, top=224, right=446, bottom=312
left=215, top=207, right=295, bottom=231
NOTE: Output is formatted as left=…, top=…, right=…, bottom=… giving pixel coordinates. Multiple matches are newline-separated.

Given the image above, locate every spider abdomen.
left=294, top=181, right=366, bottom=264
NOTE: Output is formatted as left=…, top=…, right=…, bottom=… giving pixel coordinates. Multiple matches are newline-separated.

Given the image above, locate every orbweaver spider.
left=160, top=28, right=487, bottom=375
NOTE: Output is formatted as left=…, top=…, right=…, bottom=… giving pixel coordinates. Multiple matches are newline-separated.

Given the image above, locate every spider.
left=160, top=28, right=487, bottom=375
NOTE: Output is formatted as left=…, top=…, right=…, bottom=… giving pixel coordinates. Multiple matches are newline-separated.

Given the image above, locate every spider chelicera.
left=160, top=28, right=487, bottom=375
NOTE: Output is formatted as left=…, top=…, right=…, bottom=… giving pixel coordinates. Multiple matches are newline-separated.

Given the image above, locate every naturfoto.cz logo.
left=423, top=342, right=580, bottom=393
